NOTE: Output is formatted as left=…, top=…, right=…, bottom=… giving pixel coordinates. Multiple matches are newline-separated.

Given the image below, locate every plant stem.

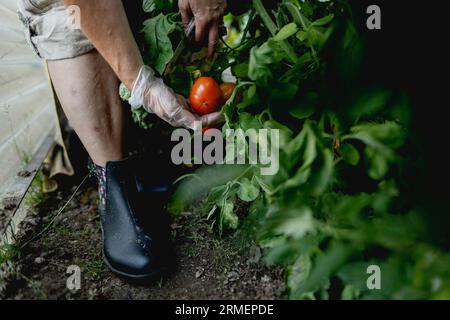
left=283, top=1, right=319, bottom=65
left=240, top=10, right=255, bottom=45
left=253, top=0, right=278, bottom=35
left=252, top=0, right=298, bottom=63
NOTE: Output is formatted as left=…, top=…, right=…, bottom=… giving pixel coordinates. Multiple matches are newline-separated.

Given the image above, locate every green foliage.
left=142, top=13, right=179, bottom=74
left=0, top=243, right=21, bottom=265
left=119, top=83, right=131, bottom=101
left=131, top=107, right=153, bottom=130
left=139, top=0, right=450, bottom=299
left=143, top=0, right=176, bottom=14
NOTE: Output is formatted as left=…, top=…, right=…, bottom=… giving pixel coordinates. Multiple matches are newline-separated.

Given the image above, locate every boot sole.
left=99, top=222, right=165, bottom=283
left=102, top=251, right=165, bottom=283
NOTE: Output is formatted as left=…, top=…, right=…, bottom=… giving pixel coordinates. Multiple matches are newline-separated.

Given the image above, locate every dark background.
left=351, top=1, right=450, bottom=236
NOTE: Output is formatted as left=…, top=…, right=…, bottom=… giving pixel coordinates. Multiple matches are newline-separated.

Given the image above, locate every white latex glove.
left=129, top=66, right=223, bottom=130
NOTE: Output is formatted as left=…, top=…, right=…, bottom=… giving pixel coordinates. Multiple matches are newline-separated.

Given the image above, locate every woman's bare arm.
left=63, top=0, right=142, bottom=90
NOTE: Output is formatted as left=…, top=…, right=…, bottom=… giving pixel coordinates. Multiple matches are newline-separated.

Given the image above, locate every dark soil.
left=1, top=182, right=285, bottom=300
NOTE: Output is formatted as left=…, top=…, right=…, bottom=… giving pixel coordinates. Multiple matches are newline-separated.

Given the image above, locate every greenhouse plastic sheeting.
left=0, top=0, right=57, bottom=201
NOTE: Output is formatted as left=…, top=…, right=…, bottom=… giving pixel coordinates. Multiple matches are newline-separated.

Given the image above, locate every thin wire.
left=20, top=174, right=90, bottom=249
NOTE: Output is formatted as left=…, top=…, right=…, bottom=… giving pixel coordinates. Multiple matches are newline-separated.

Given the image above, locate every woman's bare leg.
left=47, top=50, right=124, bottom=167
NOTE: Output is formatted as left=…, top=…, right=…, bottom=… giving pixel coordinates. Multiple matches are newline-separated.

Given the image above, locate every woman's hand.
left=178, top=0, right=227, bottom=57
left=129, top=66, right=223, bottom=130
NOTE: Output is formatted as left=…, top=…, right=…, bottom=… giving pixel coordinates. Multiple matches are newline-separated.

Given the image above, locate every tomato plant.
left=129, top=0, right=450, bottom=300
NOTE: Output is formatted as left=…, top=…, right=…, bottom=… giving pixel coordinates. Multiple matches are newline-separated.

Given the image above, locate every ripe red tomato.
left=202, top=125, right=221, bottom=136
left=220, top=83, right=237, bottom=102
left=202, top=127, right=213, bottom=135
left=189, top=77, right=223, bottom=116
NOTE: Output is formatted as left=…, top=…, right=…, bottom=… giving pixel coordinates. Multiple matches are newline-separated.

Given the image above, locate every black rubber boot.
left=100, top=156, right=174, bottom=281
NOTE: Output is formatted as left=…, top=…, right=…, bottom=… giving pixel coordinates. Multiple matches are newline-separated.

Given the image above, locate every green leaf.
left=299, top=124, right=318, bottom=170
left=350, top=88, right=392, bottom=121
left=341, top=143, right=360, bottom=166
left=311, top=14, right=335, bottom=27
left=248, top=40, right=285, bottom=86
left=253, top=0, right=298, bottom=63
left=232, top=63, right=249, bottom=79
left=344, top=121, right=407, bottom=180
left=143, top=0, right=156, bottom=12
left=297, top=30, right=308, bottom=42
left=222, top=200, right=239, bottom=230
left=254, top=175, right=275, bottom=195
left=166, top=64, right=194, bottom=97
left=119, top=83, right=131, bottom=101
left=273, top=23, right=298, bottom=41
left=143, top=0, right=174, bottom=13
left=208, top=185, right=228, bottom=206
left=341, top=285, right=360, bottom=300
left=269, top=82, right=299, bottom=106
left=238, top=178, right=260, bottom=202
left=310, top=149, right=334, bottom=196
left=351, top=121, right=406, bottom=150
left=263, top=238, right=302, bottom=266
left=169, top=165, right=249, bottom=214
left=324, top=193, right=373, bottom=222
left=271, top=207, right=315, bottom=240
left=287, top=255, right=312, bottom=298
left=275, top=122, right=320, bottom=192
left=277, top=124, right=318, bottom=192
left=131, top=107, right=152, bottom=130
left=142, top=14, right=177, bottom=74
left=337, top=21, right=363, bottom=81
left=237, top=112, right=262, bottom=131
left=292, top=241, right=354, bottom=298
left=237, top=85, right=259, bottom=110
left=338, top=261, right=378, bottom=292
left=366, top=147, right=389, bottom=180
left=308, top=27, right=329, bottom=48
left=288, top=92, right=317, bottom=119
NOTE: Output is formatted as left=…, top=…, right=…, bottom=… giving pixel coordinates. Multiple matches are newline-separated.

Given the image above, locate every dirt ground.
left=1, top=179, right=285, bottom=300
